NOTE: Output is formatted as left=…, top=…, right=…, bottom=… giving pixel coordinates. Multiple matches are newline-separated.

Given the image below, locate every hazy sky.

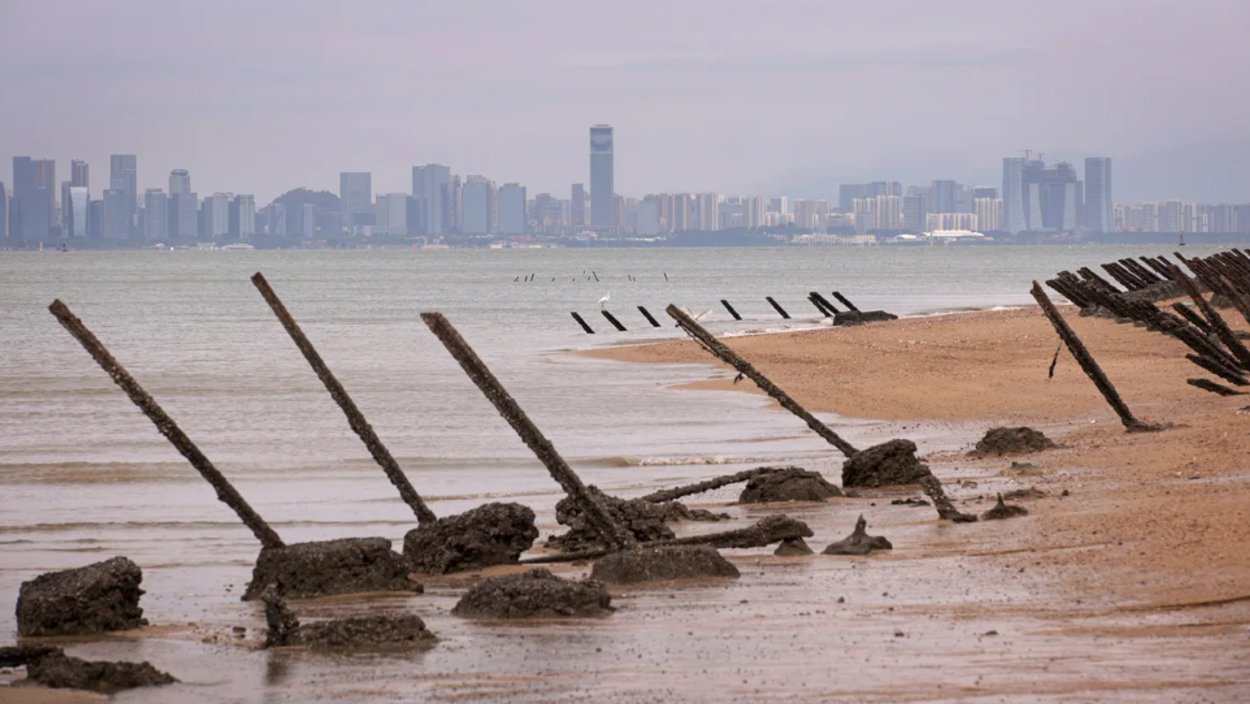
left=2, top=0, right=1247, bottom=203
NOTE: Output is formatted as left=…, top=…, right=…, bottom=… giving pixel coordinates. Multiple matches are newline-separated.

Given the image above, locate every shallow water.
left=2, top=244, right=1244, bottom=702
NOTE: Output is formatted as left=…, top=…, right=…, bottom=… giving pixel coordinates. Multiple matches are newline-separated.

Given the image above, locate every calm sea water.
left=0, top=244, right=1226, bottom=701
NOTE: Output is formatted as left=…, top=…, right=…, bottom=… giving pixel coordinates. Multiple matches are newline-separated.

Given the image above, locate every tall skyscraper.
left=411, top=164, right=451, bottom=235
left=109, top=154, right=138, bottom=236
left=570, top=183, right=586, bottom=228
left=974, top=197, right=1004, bottom=232
left=0, top=182, right=9, bottom=240
left=143, top=189, right=167, bottom=241
left=497, top=183, right=527, bottom=234
left=695, top=193, right=721, bottom=231
left=929, top=180, right=959, bottom=214
left=12, top=157, right=56, bottom=241
left=64, top=185, right=88, bottom=239
left=589, top=125, right=615, bottom=232
left=70, top=160, right=89, bottom=188
left=1001, top=157, right=1026, bottom=234
left=373, top=193, right=409, bottom=236
left=339, top=172, right=373, bottom=232
left=202, top=193, right=231, bottom=238
left=169, top=169, right=191, bottom=195
left=1084, top=157, right=1112, bottom=233
left=460, top=175, right=495, bottom=235
left=230, top=195, right=255, bottom=239
left=1022, top=161, right=1082, bottom=231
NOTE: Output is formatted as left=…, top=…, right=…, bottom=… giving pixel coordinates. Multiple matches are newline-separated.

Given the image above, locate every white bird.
left=598, top=292, right=611, bottom=309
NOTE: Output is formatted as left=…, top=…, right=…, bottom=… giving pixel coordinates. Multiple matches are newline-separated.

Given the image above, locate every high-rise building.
left=929, top=180, right=958, bottom=214
left=1022, top=160, right=1081, bottom=231
left=1084, top=157, right=1112, bottom=233
left=875, top=195, right=902, bottom=230
left=695, top=193, right=721, bottom=231
left=202, top=193, right=231, bottom=238
left=168, top=192, right=198, bottom=241
left=970, top=186, right=997, bottom=200
left=373, top=193, right=409, bottom=236
left=902, top=194, right=928, bottom=232
left=102, top=189, right=133, bottom=239
left=230, top=194, right=256, bottom=239
left=974, top=197, right=1004, bottom=232
left=461, top=175, right=495, bottom=235
left=670, top=194, right=691, bottom=232
left=339, top=172, right=373, bottom=233
left=64, top=185, right=89, bottom=239
left=143, top=189, right=167, bottom=241
left=12, top=157, right=56, bottom=241
left=411, top=164, right=451, bottom=235
left=744, top=196, right=765, bottom=229
left=497, top=183, right=527, bottom=235
left=926, top=212, right=979, bottom=231
left=169, top=169, right=191, bottom=195
left=589, top=125, right=615, bottom=232
left=0, top=182, right=7, bottom=240
left=767, top=196, right=788, bottom=215
left=1001, top=157, right=1026, bottom=234
left=70, top=160, right=89, bottom=188
left=109, top=155, right=138, bottom=236
left=570, top=183, right=586, bottom=228
left=637, top=195, right=661, bottom=236
left=87, top=199, right=103, bottom=239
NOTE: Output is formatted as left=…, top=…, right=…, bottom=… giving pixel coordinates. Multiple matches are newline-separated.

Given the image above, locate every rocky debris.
left=842, top=439, right=930, bottom=488
left=891, top=497, right=930, bottom=507
left=1002, top=487, right=1047, bottom=501
left=833, top=310, right=899, bottom=326
left=774, top=537, right=814, bottom=556
left=547, top=486, right=729, bottom=553
left=404, top=502, right=538, bottom=575
left=16, top=556, right=146, bottom=637
left=821, top=515, right=893, bottom=556
left=0, top=646, right=175, bottom=694
left=981, top=494, right=1029, bottom=521
left=243, top=537, right=420, bottom=601
left=737, top=467, right=842, bottom=503
left=973, top=427, right=1057, bottom=456
left=918, top=474, right=979, bottom=523
left=263, top=591, right=436, bottom=649
left=674, top=514, right=812, bottom=550
left=590, top=545, right=740, bottom=584
left=452, top=569, right=612, bottom=618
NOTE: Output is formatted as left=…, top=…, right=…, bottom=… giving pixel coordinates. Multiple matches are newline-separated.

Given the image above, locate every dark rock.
left=1002, top=487, right=1047, bottom=501
left=917, top=473, right=978, bottom=522
left=981, top=494, right=1029, bottom=520
left=890, top=497, right=930, bottom=507
left=834, top=310, right=898, bottom=326
left=687, top=514, right=813, bottom=550
left=262, top=590, right=436, bottom=649
left=404, top=502, right=538, bottom=575
left=16, top=556, right=146, bottom=636
left=547, top=486, right=729, bottom=553
left=452, top=568, right=612, bottom=618
left=0, top=646, right=58, bottom=668
left=243, top=537, right=420, bottom=600
left=821, top=515, right=893, bottom=556
left=23, top=649, right=175, bottom=693
left=590, top=545, right=740, bottom=584
left=737, top=466, right=842, bottom=503
left=774, top=537, right=814, bottom=556
left=972, top=427, right=1057, bottom=457
left=842, top=439, right=930, bottom=488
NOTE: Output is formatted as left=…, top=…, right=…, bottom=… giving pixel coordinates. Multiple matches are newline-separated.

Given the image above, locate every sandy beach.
left=6, top=301, right=1250, bottom=702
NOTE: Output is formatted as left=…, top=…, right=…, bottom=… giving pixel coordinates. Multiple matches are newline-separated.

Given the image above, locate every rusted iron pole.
left=640, top=466, right=776, bottom=503
left=48, top=299, right=284, bottom=548
left=251, top=273, right=438, bottom=525
left=1166, top=265, right=1250, bottom=370
left=521, top=515, right=810, bottom=564
left=1029, top=282, right=1155, bottom=432
left=666, top=304, right=861, bottom=457
left=420, top=312, right=635, bottom=550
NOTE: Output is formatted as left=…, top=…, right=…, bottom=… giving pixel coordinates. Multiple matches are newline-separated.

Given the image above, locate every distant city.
left=3, top=125, right=1249, bottom=249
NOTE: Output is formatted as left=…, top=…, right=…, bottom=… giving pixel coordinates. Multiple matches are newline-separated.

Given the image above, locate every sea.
left=0, top=243, right=1227, bottom=701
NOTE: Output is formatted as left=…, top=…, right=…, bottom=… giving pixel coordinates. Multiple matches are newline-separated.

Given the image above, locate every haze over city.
left=2, top=0, right=1248, bottom=203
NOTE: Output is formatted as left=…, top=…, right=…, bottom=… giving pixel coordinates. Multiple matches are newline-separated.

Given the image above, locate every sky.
left=2, top=0, right=1248, bottom=204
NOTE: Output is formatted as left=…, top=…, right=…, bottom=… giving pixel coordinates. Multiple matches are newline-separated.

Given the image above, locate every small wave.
left=600, top=455, right=776, bottom=468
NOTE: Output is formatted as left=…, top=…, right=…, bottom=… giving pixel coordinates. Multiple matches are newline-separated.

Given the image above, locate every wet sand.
left=6, top=305, right=1250, bottom=702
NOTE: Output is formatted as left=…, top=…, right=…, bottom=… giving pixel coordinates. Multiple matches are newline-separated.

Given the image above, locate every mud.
left=833, top=310, right=899, bottom=326
left=547, top=486, right=729, bottom=553
left=773, top=537, right=815, bottom=556
left=243, top=538, right=420, bottom=600
left=973, top=427, right=1058, bottom=456
left=590, top=545, right=740, bottom=584
left=452, top=568, right=612, bottom=619
left=918, top=473, right=979, bottom=522
left=263, top=591, right=436, bottom=649
left=1, top=646, right=175, bottom=694
left=821, top=515, right=893, bottom=556
left=403, top=502, right=538, bottom=575
left=981, top=494, right=1029, bottom=520
left=841, top=439, right=930, bottom=488
left=16, top=556, right=146, bottom=637
left=736, top=466, right=842, bottom=503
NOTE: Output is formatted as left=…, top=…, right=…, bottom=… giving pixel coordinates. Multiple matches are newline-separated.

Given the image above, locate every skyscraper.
left=929, top=180, right=958, bottom=213
left=202, top=193, right=231, bottom=238
left=65, top=185, right=88, bottom=239
left=1084, top=157, right=1112, bottom=233
left=589, top=125, right=615, bottom=232
left=12, top=157, right=56, bottom=241
left=0, top=182, right=8, bottom=241
left=143, top=189, right=167, bottom=241
left=460, top=176, right=495, bottom=235
left=109, top=154, right=138, bottom=236
left=230, top=195, right=255, bottom=239
left=339, top=172, right=373, bottom=233
left=411, top=164, right=451, bottom=235
left=70, top=160, right=89, bottom=188
left=1001, top=157, right=1026, bottom=234
left=570, top=183, right=586, bottom=229
left=1022, top=161, right=1082, bottom=231
left=497, top=183, right=527, bottom=235
left=169, top=169, right=191, bottom=195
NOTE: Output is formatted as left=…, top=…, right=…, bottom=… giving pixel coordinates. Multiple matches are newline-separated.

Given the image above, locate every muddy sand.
left=5, top=305, right=1250, bottom=702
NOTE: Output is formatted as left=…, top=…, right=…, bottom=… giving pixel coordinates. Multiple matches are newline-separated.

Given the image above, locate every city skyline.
left=1, top=1, right=1247, bottom=204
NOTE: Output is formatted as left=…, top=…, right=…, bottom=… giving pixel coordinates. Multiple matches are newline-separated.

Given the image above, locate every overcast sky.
left=2, top=0, right=1247, bottom=203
